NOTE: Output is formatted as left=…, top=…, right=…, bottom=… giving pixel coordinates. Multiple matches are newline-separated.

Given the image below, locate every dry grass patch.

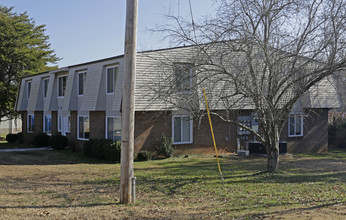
left=0, top=150, right=345, bottom=219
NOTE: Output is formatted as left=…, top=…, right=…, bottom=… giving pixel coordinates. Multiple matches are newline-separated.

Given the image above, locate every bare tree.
left=146, top=0, right=345, bottom=172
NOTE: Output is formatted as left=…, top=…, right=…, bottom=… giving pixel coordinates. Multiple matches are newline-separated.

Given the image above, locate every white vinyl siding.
left=78, top=115, right=90, bottom=140
left=27, top=114, right=34, bottom=133
left=172, top=115, right=193, bottom=144
left=106, top=116, right=121, bottom=141
left=106, top=65, right=118, bottom=94
left=58, top=75, right=67, bottom=97
left=288, top=114, right=303, bottom=137
left=78, top=71, right=87, bottom=96
left=43, top=115, right=52, bottom=135
left=43, top=78, right=49, bottom=98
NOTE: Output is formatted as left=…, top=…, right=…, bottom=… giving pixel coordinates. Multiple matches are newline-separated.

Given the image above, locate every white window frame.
left=77, top=115, right=90, bottom=140
left=106, top=65, right=118, bottom=95
left=27, top=114, right=34, bottom=133
left=27, top=80, right=32, bottom=99
left=77, top=71, right=87, bottom=96
left=288, top=113, right=303, bottom=137
left=43, top=115, right=52, bottom=135
left=105, top=116, right=122, bottom=141
left=172, top=115, right=193, bottom=144
left=58, top=115, right=62, bottom=132
left=58, top=75, right=67, bottom=98
left=43, top=78, right=49, bottom=98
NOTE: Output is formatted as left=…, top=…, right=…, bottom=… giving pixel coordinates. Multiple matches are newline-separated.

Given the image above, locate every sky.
left=1, top=0, right=218, bottom=67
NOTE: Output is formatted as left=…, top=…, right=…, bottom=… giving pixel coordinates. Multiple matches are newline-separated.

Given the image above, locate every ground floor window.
left=43, top=115, right=52, bottom=135
left=78, top=116, right=89, bottom=140
left=27, top=114, right=34, bottom=133
left=288, top=113, right=303, bottom=137
left=106, top=116, right=121, bottom=141
left=58, top=115, right=62, bottom=132
left=172, top=115, right=193, bottom=144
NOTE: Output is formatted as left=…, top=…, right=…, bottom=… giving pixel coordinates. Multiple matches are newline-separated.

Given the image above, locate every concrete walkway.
left=0, top=147, right=54, bottom=152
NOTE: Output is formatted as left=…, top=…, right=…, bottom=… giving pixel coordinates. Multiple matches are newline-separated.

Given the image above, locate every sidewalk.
left=0, top=147, right=53, bottom=152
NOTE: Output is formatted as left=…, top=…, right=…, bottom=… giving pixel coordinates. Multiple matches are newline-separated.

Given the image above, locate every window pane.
left=182, top=117, right=191, bottom=142
left=289, top=116, right=295, bottom=135
left=115, top=117, right=121, bottom=141
left=43, top=79, right=48, bottom=98
left=107, top=117, right=114, bottom=140
left=296, top=115, right=302, bottom=135
left=27, top=81, right=31, bottom=99
left=174, top=117, right=181, bottom=143
left=78, top=73, right=84, bottom=95
left=79, top=117, right=84, bottom=139
left=107, top=68, right=114, bottom=93
left=84, top=117, right=90, bottom=139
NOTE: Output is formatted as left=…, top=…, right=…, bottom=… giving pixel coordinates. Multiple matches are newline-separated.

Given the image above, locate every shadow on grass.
left=0, top=150, right=118, bottom=165
left=0, top=202, right=122, bottom=210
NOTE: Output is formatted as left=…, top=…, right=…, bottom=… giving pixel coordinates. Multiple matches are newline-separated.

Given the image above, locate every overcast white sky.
left=1, top=0, right=217, bottom=67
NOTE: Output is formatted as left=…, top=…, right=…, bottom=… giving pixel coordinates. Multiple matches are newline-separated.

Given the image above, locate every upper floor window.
left=43, top=78, right=49, bottom=98
left=27, top=80, right=32, bottom=99
left=58, top=75, right=67, bottom=97
left=78, top=71, right=87, bottom=96
left=174, top=64, right=193, bottom=93
left=106, top=116, right=121, bottom=141
left=27, top=114, right=34, bottom=133
left=106, top=66, right=118, bottom=94
left=288, top=113, right=303, bottom=137
left=172, top=115, right=193, bottom=144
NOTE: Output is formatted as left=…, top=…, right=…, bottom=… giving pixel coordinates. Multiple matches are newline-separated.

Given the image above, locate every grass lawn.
left=0, top=150, right=345, bottom=219
left=0, top=141, right=34, bottom=149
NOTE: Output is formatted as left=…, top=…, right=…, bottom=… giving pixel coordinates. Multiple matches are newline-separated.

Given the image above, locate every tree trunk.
left=267, top=146, right=279, bottom=172
left=265, top=125, right=280, bottom=172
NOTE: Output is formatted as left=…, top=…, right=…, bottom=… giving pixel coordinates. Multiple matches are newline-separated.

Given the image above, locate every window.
left=78, top=116, right=89, bottom=140
left=43, top=115, right=52, bottom=135
left=27, top=114, right=34, bottom=133
left=78, top=71, right=87, bottom=96
left=174, top=64, right=192, bottom=92
left=106, top=117, right=121, bottom=141
left=43, top=78, right=49, bottom=98
left=58, top=115, right=62, bottom=132
left=172, top=115, right=193, bottom=144
left=106, top=66, right=118, bottom=94
left=65, top=116, right=71, bottom=133
left=288, top=114, right=303, bottom=137
left=27, top=81, right=32, bottom=99
left=58, top=75, right=67, bottom=97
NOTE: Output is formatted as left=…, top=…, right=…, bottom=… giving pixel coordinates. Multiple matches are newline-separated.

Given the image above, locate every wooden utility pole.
left=120, top=0, right=138, bottom=204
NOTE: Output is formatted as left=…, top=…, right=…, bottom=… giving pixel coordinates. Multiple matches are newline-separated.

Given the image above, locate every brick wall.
left=51, top=111, right=58, bottom=135
left=34, top=111, right=43, bottom=134
left=280, top=108, right=329, bottom=153
left=90, top=111, right=106, bottom=139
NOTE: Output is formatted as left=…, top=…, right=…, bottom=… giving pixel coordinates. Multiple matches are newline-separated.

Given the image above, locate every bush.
left=104, top=140, right=121, bottom=162
left=6, top=133, right=18, bottom=143
left=84, top=139, right=121, bottom=162
left=16, top=132, right=23, bottom=143
left=49, top=134, right=68, bottom=150
left=33, top=133, right=50, bottom=147
left=136, top=150, right=152, bottom=161
left=155, top=134, right=174, bottom=158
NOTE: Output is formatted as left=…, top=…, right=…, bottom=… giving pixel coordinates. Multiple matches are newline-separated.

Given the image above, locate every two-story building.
left=15, top=45, right=340, bottom=154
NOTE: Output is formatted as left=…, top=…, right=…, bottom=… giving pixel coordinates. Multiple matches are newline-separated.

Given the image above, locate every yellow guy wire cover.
left=203, top=88, right=224, bottom=183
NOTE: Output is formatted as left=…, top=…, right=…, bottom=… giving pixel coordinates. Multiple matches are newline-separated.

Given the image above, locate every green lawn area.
left=0, top=150, right=345, bottom=219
